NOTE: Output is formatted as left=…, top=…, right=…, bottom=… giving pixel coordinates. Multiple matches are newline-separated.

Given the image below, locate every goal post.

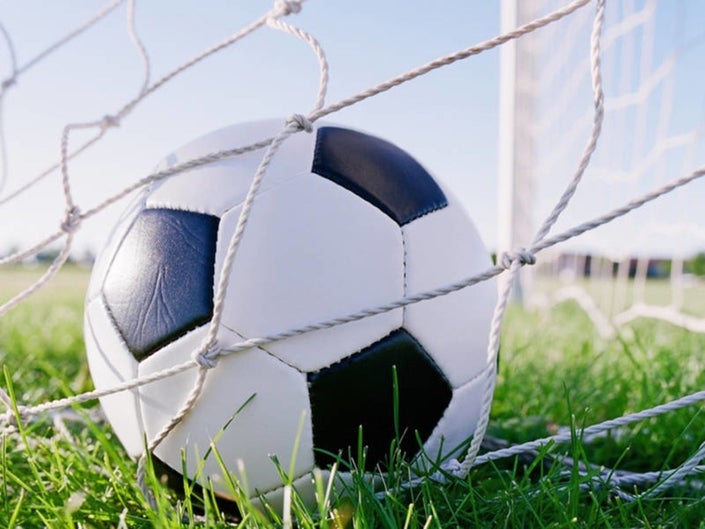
left=497, top=0, right=540, bottom=303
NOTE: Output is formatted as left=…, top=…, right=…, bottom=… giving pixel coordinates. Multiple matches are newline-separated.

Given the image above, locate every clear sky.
left=0, top=0, right=500, bottom=257
left=1, top=1, right=705, bottom=260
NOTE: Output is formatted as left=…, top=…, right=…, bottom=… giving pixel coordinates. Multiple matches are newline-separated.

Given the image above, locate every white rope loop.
left=192, top=343, right=222, bottom=370
left=266, top=13, right=329, bottom=114
left=60, top=206, right=82, bottom=234
left=100, top=114, right=121, bottom=130
left=499, top=248, right=537, bottom=270
left=287, top=113, right=313, bottom=133
left=273, top=0, right=303, bottom=17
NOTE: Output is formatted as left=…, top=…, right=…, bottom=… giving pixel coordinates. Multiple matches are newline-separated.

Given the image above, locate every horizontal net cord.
left=0, top=0, right=305, bottom=316
left=0, top=0, right=125, bottom=195
left=472, top=388, right=705, bottom=467
left=0, top=0, right=591, bottom=309
left=0, top=135, right=274, bottom=267
left=5, top=147, right=705, bottom=412
left=531, top=165, right=705, bottom=255
left=0, top=0, right=590, bottom=278
left=381, top=435, right=705, bottom=502
left=0, top=234, right=74, bottom=319
left=4, top=149, right=705, bottom=417
left=0, top=232, right=63, bottom=267
left=308, top=0, right=592, bottom=124
left=0, top=0, right=586, bottom=212
left=13, top=0, right=125, bottom=79
left=0, top=0, right=301, bottom=206
left=0, top=130, right=105, bottom=209
left=479, top=433, right=704, bottom=496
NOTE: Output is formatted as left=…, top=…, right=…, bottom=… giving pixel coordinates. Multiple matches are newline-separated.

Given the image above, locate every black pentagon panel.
left=103, top=208, right=218, bottom=361
left=307, top=328, right=452, bottom=469
left=311, top=127, right=448, bottom=226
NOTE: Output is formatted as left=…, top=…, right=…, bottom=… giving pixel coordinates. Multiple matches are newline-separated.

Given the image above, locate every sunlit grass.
left=2, top=266, right=705, bottom=527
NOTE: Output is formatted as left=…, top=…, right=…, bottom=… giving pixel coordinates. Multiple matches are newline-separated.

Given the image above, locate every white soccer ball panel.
left=215, top=173, right=404, bottom=372
left=84, top=297, right=144, bottom=456
left=418, top=373, right=486, bottom=469
left=138, top=325, right=314, bottom=498
left=402, top=196, right=496, bottom=388
left=148, top=120, right=319, bottom=216
left=152, top=119, right=303, bottom=172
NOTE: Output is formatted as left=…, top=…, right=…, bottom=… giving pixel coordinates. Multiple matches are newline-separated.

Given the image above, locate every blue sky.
left=1, top=1, right=705, bottom=259
left=0, top=1, right=501, bottom=256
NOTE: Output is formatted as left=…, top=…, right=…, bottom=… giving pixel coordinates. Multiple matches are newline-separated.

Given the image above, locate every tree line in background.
left=3, top=249, right=705, bottom=277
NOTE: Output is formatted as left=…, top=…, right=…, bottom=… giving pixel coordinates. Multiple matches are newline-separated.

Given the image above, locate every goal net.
left=501, top=0, right=705, bottom=335
left=2, top=0, right=705, bottom=513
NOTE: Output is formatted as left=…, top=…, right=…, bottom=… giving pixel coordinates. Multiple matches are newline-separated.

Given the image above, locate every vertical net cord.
left=307, top=0, right=591, bottom=124
left=457, top=0, right=606, bottom=475
left=1, top=0, right=148, bottom=321
left=0, top=22, right=18, bottom=195
left=457, top=257, right=524, bottom=473
left=134, top=119, right=311, bottom=508
left=135, top=0, right=318, bottom=504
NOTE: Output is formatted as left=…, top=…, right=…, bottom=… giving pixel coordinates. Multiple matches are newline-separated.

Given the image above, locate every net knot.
left=499, top=248, right=536, bottom=270
left=60, top=206, right=82, bottom=234
left=193, top=344, right=221, bottom=369
left=287, top=113, right=313, bottom=133
left=273, top=0, right=302, bottom=16
left=1, top=77, right=16, bottom=91
left=100, top=114, right=120, bottom=130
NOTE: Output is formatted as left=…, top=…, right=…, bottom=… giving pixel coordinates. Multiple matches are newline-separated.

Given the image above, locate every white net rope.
left=520, top=0, right=705, bottom=338
left=0, top=0, right=704, bottom=505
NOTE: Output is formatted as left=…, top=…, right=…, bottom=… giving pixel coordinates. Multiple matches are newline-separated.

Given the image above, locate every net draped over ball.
left=84, top=119, right=497, bottom=508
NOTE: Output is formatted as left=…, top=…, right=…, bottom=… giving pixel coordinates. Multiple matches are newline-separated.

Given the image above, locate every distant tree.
left=36, top=249, right=74, bottom=264
left=687, top=252, right=705, bottom=276
left=36, top=249, right=59, bottom=263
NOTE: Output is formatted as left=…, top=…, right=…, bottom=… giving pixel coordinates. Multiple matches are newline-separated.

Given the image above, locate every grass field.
left=2, top=266, right=705, bottom=527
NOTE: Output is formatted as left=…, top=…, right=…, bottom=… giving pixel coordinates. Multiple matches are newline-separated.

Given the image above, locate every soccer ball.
left=84, top=119, right=496, bottom=510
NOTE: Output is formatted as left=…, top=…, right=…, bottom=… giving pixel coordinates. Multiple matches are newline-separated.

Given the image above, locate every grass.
left=3, top=267, right=705, bottom=527
left=534, top=274, right=705, bottom=317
